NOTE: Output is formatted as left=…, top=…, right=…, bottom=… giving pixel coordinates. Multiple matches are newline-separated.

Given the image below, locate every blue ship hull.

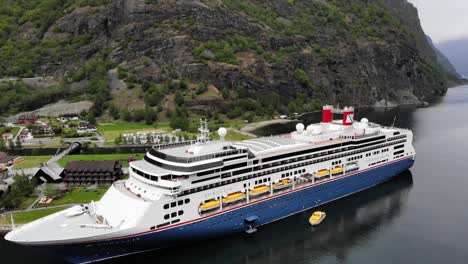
left=38, top=157, right=415, bottom=263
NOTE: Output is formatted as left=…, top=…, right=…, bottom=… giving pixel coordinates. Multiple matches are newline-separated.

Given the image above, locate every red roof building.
left=16, top=114, right=37, bottom=125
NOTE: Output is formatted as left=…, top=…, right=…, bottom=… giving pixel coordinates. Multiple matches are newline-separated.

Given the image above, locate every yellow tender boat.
left=249, top=185, right=270, bottom=196
left=332, top=166, right=344, bottom=174
left=222, top=192, right=245, bottom=204
left=309, top=211, right=326, bottom=226
left=199, top=199, right=220, bottom=211
left=316, top=169, right=330, bottom=178
left=272, top=179, right=292, bottom=190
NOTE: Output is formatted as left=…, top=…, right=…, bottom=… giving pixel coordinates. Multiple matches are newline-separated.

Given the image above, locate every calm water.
left=2, top=86, right=468, bottom=264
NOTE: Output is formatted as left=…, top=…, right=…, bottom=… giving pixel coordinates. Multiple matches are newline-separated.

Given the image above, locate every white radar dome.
left=296, top=123, right=305, bottom=133
left=218, top=127, right=227, bottom=140
left=360, top=118, right=369, bottom=123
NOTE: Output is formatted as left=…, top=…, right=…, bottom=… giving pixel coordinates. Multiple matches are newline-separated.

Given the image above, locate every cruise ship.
left=5, top=105, right=416, bottom=263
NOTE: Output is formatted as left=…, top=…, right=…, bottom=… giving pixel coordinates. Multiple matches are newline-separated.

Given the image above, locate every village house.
left=0, top=153, right=24, bottom=169
left=31, top=121, right=54, bottom=136
left=1, top=132, right=13, bottom=141
left=16, top=113, right=37, bottom=125
left=19, top=128, right=33, bottom=142
left=62, top=161, right=122, bottom=186
left=77, top=121, right=97, bottom=134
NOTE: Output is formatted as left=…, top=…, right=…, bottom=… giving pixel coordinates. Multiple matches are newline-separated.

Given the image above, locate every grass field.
left=0, top=207, right=69, bottom=225
left=47, top=188, right=109, bottom=206
left=57, top=153, right=144, bottom=167
left=97, top=123, right=171, bottom=143
left=13, top=155, right=53, bottom=169
left=19, top=196, right=38, bottom=210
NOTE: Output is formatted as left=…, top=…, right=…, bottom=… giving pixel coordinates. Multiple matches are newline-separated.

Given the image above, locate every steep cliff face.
left=0, top=0, right=454, bottom=114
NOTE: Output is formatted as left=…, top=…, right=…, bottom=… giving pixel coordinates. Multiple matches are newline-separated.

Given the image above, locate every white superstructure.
left=6, top=106, right=416, bottom=258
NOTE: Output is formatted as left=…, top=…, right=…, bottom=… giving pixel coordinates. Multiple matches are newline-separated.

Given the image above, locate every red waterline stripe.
left=113, top=155, right=415, bottom=240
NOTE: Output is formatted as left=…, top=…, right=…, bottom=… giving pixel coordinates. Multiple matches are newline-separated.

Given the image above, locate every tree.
left=196, top=82, right=208, bottom=95
left=0, top=137, right=6, bottom=152
left=175, top=90, right=184, bottom=106
left=144, top=106, right=157, bottom=125
left=15, top=136, right=22, bottom=149
left=121, top=109, right=132, bottom=122
left=87, top=111, right=96, bottom=125
left=133, top=109, right=145, bottom=122
left=44, top=184, right=59, bottom=198
left=0, top=174, right=34, bottom=209
left=170, top=106, right=189, bottom=131
left=114, top=134, right=123, bottom=145
left=109, top=104, right=120, bottom=120
left=8, top=139, right=14, bottom=150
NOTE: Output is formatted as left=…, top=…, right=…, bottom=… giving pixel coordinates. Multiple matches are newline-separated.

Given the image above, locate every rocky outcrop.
left=34, top=0, right=456, bottom=107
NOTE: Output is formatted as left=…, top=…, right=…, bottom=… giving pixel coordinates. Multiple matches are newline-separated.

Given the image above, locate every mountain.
left=0, top=0, right=459, bottom=119
left=437, top=38, right=468, bottom=78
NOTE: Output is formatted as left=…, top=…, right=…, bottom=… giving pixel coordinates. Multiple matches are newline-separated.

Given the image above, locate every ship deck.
left=5, top=206, right=123, bottom=245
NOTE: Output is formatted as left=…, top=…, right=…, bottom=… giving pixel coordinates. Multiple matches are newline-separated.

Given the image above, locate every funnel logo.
left=347, top=114, right=354, bottom=123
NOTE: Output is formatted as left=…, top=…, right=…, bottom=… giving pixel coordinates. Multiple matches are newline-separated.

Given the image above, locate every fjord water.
left=2, top=86, right=468, bottom=264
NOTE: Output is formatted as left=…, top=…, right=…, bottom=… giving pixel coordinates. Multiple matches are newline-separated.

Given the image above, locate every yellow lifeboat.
left=309, top=211, right=326, bottom=226
left=249, top=185, right=270, bottom=196
left=315, top=169, right=330, bottom=178
left=199, top=199, right=220, bottom=212
left=272, top=179, right=292, bottom=190
left=222, top=192, right=246, bottom=204
left=332, top=166, right=344, bottom=175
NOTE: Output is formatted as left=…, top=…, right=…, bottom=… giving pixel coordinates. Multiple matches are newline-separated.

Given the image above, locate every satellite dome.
left=296, top=123, right=305, bottom=133
left=218, top=127, right=227, bottom=140
left=360, top=118, right=369, bottom=123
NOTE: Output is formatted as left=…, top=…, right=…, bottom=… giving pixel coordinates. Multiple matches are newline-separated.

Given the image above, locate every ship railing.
left=150, top=147, right=248, bottom=164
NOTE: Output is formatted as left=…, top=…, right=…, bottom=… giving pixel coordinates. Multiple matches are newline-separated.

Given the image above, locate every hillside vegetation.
left=0, top=0, right=461, bottom=129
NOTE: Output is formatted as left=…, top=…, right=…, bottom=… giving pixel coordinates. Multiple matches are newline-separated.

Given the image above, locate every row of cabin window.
left=332, top=160, right=342, bottom=166
left=348, top=155, right=363, bottom=161
left=164, top=210, right=184, bottom=220
left=180, top=140, right=406, bottom=197
left=262, top=135, right=387, bottom=164
left=387, top=135, right=407, bottom=141
left=163, top=198, right=190, bottom=209
left=281, top=168, right=306, bottom=178
left=204, top=139, right=404, bottom=186
left=369, top=159, right=389, bottom=166
left=254, top=177, right=271, bottom=185
left=151, top=219, right=181, bottom=230
left=394, top=144, right=405, bottom=150
left=132, top=167, right=159, bottom=181
left=253, top=138, right=389, bottom=172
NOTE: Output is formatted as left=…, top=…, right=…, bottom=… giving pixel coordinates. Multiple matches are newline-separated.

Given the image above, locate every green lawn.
left=11, top=126, right=20, bottom=137
left=0, top=207, right=69, bottom=225
left=18, top=196, right=38, bottom=210
left=97, top=123, right=158, bottom=132
left=57, top=153, right=144, bottom=168
left=13, top=155, right=53, bottom=169
left=47, top=188, right=109, bottom=206
left=97, top=123, right=171, bottom=143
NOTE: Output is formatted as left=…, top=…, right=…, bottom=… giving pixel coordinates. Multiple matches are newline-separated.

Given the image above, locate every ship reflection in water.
left=106, top=171, right=413, bottom=264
